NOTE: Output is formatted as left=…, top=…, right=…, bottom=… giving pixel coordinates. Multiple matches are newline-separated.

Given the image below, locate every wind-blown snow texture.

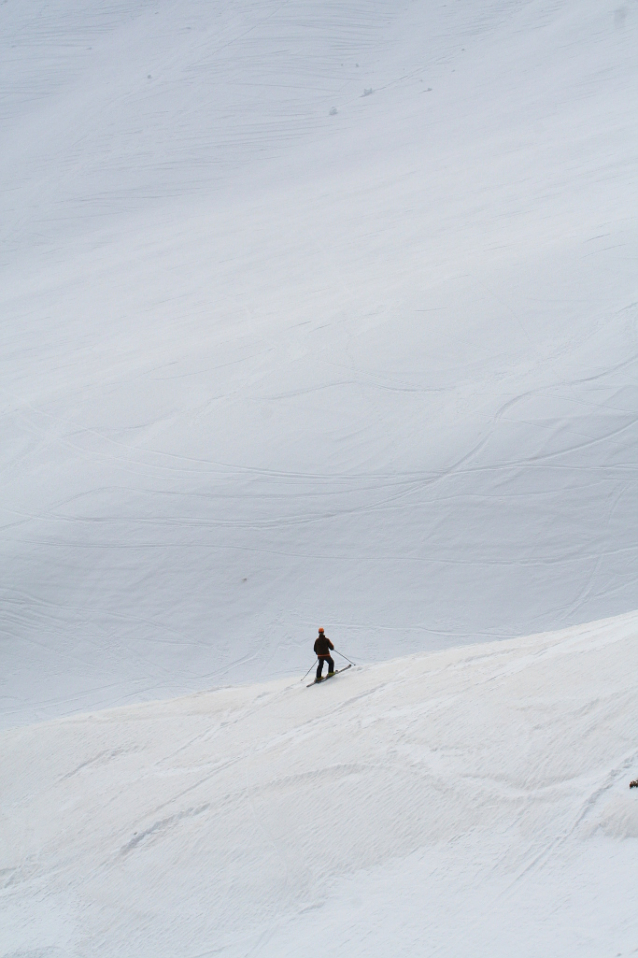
left=3, top=4, right=638, bottom=952
left=2, top=1, right=638, bottom=724
left=3, top=613, right=638, bottom=956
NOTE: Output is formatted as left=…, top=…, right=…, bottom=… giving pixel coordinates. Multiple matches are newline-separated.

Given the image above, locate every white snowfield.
left=3, top=612, right=638, bottom=957
left=3, top=2, right=638, bottom=952
left=2, top=0, right=638, bottom=725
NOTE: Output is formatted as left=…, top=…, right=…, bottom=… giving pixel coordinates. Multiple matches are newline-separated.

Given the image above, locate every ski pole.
left=334, top=649, right=356, bottom=666
left=300, top=661, right=316, bottom=682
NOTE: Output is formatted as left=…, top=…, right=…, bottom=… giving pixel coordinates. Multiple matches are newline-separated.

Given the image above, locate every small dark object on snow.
left=314, top=627, right=335, bottom=681
left=630, top=779, right=638, bottom=788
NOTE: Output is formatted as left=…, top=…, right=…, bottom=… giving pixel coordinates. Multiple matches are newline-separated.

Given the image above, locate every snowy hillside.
left=4, top=3, right=638, bottom=953
left=3, top=612, right=638, bottom=957
left=2, top=0, right=638, bottom=725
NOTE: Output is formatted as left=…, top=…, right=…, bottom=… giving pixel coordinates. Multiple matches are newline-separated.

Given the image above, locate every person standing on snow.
left=314, top=627, right=335, bottom=681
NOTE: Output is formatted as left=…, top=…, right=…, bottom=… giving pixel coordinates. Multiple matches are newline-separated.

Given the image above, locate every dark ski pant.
left=316, top=656, right=334, bottom=680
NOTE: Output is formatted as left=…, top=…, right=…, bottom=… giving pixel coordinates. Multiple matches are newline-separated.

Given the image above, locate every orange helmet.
left=318, top=627, right=324, bottom=633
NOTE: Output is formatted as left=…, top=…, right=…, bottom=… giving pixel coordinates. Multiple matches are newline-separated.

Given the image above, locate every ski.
left=307, top=663, right=352, bottom=687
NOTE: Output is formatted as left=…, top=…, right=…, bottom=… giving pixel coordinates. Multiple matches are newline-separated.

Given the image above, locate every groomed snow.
left=3, top=612, right=638, bottom=956
left=2, top=0, right=638, bottom=725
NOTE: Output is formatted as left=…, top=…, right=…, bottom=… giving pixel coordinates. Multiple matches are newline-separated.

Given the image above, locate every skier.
left=314, top=627, right=335, bottom=681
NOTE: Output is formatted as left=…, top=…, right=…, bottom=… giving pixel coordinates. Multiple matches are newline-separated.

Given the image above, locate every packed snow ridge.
left=2, top=0, right=638, bottom=955
left=3, top=613, right=638, bottom=956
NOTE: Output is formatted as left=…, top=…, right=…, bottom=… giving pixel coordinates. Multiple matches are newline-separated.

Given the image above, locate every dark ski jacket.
left=314, top=635, right=334, bottom=657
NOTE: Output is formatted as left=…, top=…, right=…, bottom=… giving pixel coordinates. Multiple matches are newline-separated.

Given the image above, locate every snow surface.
left=2, top=0, right=638, bottom=725
left=3, top=2, right=638, bottom=949
left=2, top=612, right=638, bottom=956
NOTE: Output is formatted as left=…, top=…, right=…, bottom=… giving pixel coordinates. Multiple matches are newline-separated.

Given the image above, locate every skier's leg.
left=316, top=658, right=324, bottom=680
left=327, top=656, right=335, bottom=674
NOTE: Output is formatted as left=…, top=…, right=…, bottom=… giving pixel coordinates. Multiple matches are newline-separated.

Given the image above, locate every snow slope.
left=2, top=0, right=638, bottom=724
left=2, top=612, right=638, bottom=957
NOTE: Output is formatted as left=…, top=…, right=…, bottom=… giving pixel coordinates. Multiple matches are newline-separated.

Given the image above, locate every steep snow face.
left=2, top=613, right=638, bottom=956
left=2, top=0, right=638, bottom=724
